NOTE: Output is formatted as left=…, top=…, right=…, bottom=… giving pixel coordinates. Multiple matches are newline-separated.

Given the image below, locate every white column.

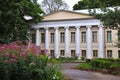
left=75, top=26, right=80, bottom=59
left=98, top=24, right=104, bottom=58
left=55, top=27, right=59, bottom=58
left=45, top=27, right=49, bottom=50
left=35, top=28, right=40, bottom=46
left=65, top=26, right=69, bottom=57
left=87, top=25, right=92, bottom=59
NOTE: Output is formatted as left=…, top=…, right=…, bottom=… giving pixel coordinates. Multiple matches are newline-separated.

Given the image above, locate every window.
left=93, top=50, right=98, bottom=57
left=71, top=50, right=76, bottom=57
left=107, top=50, right=112, bottom=58
left=92, top=31, right=97, bottom=42
left=60, top=32, right=65, bottom=43
left=118, top=50, right=120, bottom=58
left=41, top=33, right=45, bottom=43
left=107, top=31, right=112, bottom=42
left=50, top=50, right=55, bottom=58
left=60, top=50, right=65, bottom=56
left=50, top=33, right=54, bottom=43
left=71, top=32, right=75, bottom=43
left=81, top=32, right=86, bottom=42
left=82, top=50, right=86, bottom=57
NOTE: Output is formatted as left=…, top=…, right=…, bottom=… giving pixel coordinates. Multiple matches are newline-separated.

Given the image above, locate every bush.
left=116, top=59, right=120, bottom=63
left=81, top=57, right=86, bottom=61
left=77, top=58, right=120, bottom=75
left=56, top=57, right=77, bottom=62
left=0, top=41, right=64, bottom=80
left=77, top=63, right=92, bottom=70
left=90, top=59, right=111, bottom=69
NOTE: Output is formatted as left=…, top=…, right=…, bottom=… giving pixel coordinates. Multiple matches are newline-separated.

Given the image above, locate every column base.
left=77, top=56, right=81, bottom=59
left=55, top=54, right=59, bottom=59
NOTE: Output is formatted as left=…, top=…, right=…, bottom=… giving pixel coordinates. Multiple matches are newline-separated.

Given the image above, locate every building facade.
left=32, top=10, right=120, bottom=59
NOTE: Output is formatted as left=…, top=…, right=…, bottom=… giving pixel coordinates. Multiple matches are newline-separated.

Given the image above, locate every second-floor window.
left=71, top=32, right=75, bottom=43
left=60, top=32, right=65, bottom=43
left=81, top=32, right=86, bottom=42
left=92, top=31, right=97, bottom=42
left=41, top=33, right=45, bottom=43
left=107, top=31, right=112, bottom=42
left=50, top=33, right=54, bottom=43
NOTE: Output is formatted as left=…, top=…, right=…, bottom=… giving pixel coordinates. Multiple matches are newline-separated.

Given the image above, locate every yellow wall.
left=37, top=27, right=120, bottom=58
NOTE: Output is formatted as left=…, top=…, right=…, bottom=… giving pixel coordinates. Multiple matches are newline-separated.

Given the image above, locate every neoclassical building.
left=32, top=10, right=120, bottom=59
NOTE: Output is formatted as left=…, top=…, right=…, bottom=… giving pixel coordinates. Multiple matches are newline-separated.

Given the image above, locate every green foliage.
left=73, top=0, right=120, bottom=10
left=0, top=41, right=64, bottom=80
left=56, top=57, right=78, bottom=62
left=95, top=9, right=120, bottom=28
left=77, top=58, right=120, bottom=75
left=0, top=0, right=43, bottom=44
left=77, top=63, right=92, bottom=70
left=81, top=57, right=86, bottom=61
left=90, top=59, right=111, bottom=69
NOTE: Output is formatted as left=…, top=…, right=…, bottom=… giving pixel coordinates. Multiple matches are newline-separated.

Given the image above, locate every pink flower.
left=4, top=60, right=10, bottom=63
left=20, top=51, right=26, bottom=57
left=12, top=54, right=18, bottom=59
left=10, top=59, right=16, bottom=62
left=5, top=51, right=10, bottom=57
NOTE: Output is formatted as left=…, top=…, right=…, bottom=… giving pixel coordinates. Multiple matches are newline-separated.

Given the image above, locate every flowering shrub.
left=0, top=41, right=64, bottom=80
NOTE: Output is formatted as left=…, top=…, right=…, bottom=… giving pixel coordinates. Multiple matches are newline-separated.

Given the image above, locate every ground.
left=61, top=63, right=120, bottom=80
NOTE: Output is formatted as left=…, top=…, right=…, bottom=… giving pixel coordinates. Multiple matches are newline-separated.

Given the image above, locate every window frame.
left=50, top=50, right=55, bottom=58
left=81, top=50, right=86, bottom=57
left=71, top=32, right=75, bottom=43
left=81, top=32, right=86, bottom=43
left=60, top=50, right=65, bottom=57
left=93, top=50, right=98, bottom=57
left=60, top=32, right=65, bottom=43
left=71, top=50, right=76, bottom=57
left=50, top=33, right=54, bottom=43
left=41, top=33, right=45, bottom=43
left=107, top=50, right=112, bottom=58
left=92, top=31, right=97, bottom=42
left=107, top=31, right=112, bottom=42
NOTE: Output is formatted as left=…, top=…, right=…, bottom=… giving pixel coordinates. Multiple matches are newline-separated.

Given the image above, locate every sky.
left=37, top=0, right=80, bottom=10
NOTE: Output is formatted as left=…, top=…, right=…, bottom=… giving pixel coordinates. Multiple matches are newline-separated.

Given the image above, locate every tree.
left=73, top=0, right=120, bottom=10
left=41, top=0, right=69, bottom=14
left=0, top=0, right=43, bottom=44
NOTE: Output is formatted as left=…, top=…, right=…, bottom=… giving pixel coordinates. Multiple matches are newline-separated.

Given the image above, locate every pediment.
left=43, top=10, right=94, bottom=21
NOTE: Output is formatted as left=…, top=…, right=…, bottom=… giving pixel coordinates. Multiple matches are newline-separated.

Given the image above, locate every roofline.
left=43, top=10, right=92, bottom=17
left=42, top=18, right=96, bottom=22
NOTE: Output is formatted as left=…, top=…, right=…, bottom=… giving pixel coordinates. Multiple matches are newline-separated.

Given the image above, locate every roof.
left=42, top=10, right=94, bottom=21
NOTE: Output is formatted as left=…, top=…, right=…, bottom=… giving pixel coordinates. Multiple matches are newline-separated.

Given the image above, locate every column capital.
left=44, top=27, right=49, bottom=30
left=98, top=24, right=104, bottom=28
left=64, top=26, right=69, bottom=29
left=75, top=26, right=80, bottom=29
left=54, top=27, right=59, bottom=30
left=86, top=25, right=91, bottom=28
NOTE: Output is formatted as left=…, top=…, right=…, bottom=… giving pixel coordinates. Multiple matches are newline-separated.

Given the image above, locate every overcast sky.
left=37, top=0, right=80, bottom=10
